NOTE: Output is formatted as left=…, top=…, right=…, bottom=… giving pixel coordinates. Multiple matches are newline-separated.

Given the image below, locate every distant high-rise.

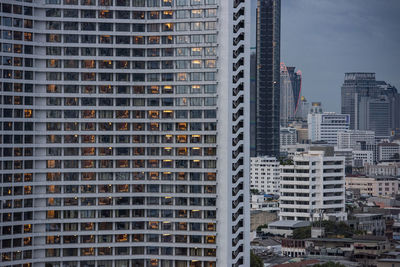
left=280, top=63, right=302, bottom=126
left=341, top=72, right=400, bottom=136
left=308, top=112, right=350, bottom=145
left=0, top=0, right=251, bottom=266
left=297, top=96, right=310, bottom=121
left=341, top=73, right=379, bottom=130
left=255, top=0, right=281, bottom=157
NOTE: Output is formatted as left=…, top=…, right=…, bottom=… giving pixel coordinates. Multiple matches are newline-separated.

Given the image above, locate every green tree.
left=250, top=251, right=263, bottom=267
left=292, top=226, right=311, bottom=239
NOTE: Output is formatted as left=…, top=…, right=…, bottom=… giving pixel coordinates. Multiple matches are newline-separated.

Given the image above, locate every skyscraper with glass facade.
left=0, top=0, right=250, bottom=266
left=255, top=0, right=280, bottom=157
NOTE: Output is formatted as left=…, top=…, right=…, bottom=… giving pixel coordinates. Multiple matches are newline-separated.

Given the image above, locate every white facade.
left=0, top=0, right=251, bottom=266
left=337, top=130, right=375, bottom=150
left=365, top=162, right=400, bottom=177
left=280, top=127, right=297, bottom=146
left=250, top=157, right=280, bottom=195
left=352, top=150, right=374, bottom=167
left=250, top=195, right=280, bottom=212
left=279, top=151, right=346, bottom=221
left=378, top=143, right=400, bottom=162
left=308, top=112, right=350, bottom=145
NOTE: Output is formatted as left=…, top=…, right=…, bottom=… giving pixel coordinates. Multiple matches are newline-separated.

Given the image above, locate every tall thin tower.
left=255, top=0, right=281, bottom=157
left=0, top=0, right=251, bottom=266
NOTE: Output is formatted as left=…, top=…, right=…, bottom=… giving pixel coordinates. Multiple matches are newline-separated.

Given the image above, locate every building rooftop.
left=269, top=220, right=311, bottom=228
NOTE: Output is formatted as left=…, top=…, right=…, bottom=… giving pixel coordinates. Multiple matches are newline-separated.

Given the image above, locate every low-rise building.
left=346, top=176, right=399, bottom=197
left=348, top=213, right=386, bottom=236
left=250, top=156, right=280, bottom=194
left=352, top=150, right=374, bottom=167
left=265, top=220, right=311, bottom=237
left=365, top=162, right=400, bottom=177
left=251, top=194, right=280, bottom=212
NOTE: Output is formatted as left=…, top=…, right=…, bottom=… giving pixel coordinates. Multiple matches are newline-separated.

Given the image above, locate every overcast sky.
left=279, top=0, right=400, bottom=112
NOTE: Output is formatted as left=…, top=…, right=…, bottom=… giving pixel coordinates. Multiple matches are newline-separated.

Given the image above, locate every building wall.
left=308, top=113, right=350, bottom=145
left=0, top=0, right=251, bottom=266
left=279, top=151, right=346, bottom=221
left=250, top=157, right=280, bottom=194
left=255, top=0, right=281, bottom=157
left=346, top=177, right=399, bottom=197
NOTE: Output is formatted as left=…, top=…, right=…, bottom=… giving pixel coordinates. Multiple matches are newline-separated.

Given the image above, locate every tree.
left=250, top=251, right=263, bottom=267
left=250, top=189, right=260, bottom=195
left=293, top=226, right=311, bottom=239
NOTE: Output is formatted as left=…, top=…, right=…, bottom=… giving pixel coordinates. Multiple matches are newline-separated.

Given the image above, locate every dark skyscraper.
left=254, top=0, right=281, bottom=157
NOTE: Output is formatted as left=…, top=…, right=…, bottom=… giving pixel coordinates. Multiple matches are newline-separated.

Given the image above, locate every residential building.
left=280, top=127, right=297, bottom=146
left=0, top=0, right=251, bottom=266
left=255, top=0, right=281, bottom=157
left=250, top=195, right=280, bottom=212
left=365, top=162, right=400, bottom=177
left=308, top=112, right=350, bottom=145
left=279, top=151, right=346, bottom=221
left=280, top=64, right=301, bottom=126
left=345, top=176, right=399, bottom=197
left=250, top=157, right=280, bottom=194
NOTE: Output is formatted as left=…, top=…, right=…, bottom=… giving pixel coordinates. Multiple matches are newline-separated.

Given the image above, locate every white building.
left=378, top=142, right=400, bottom=162
left=280, top=127, right=297, bottom=146
left=337, top=130, right=376, bottom=150
left=352, top=150, right=374, bottom=167
left=250, top=157, right=280, bottom=195
left=365, top=162, right=400, bottom=177
left=0, top=0, right=251, bottom=266
left=250, top=195, right=280, bottom=212
left=279, top=151, right=347, bottom=221
left=308, top=112, right=350, bottom=145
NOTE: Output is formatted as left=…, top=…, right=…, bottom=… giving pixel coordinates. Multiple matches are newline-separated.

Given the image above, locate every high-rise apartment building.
left=307, top=112, right=350, bottom=145
left=279, top=151, right=346, bottom=222
left=255, top=0, right=280, bottom=157
left=0, top=0, right=251, bottom=266
left=279, top=63, right=301, bottom=126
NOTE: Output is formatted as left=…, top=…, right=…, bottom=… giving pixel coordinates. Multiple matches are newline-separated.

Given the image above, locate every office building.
left=296, top=96, right=310, bottom=121
left=308, top=112, right=350, bottom=145
left=341, top=72, right=379, bottom=130
left=358, top=95, right=391, bottom=138
left=280, top=64, right=302, bottom=126
left=341, top=72, right=400, bottom=135
left=279, top=151, right=346, bottom=221
left=255, top=0, right=281, bottom=157
left=337, top=130, right=375, bottom=150
left=0, top=0, right=251, bottom=266
left=250, top=157, right=280, bottom=195
left=377, top=142, right=400, bottom=162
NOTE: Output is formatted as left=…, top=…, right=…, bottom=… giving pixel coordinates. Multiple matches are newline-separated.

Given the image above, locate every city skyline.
left=280, top=0, right=400, bottom=112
